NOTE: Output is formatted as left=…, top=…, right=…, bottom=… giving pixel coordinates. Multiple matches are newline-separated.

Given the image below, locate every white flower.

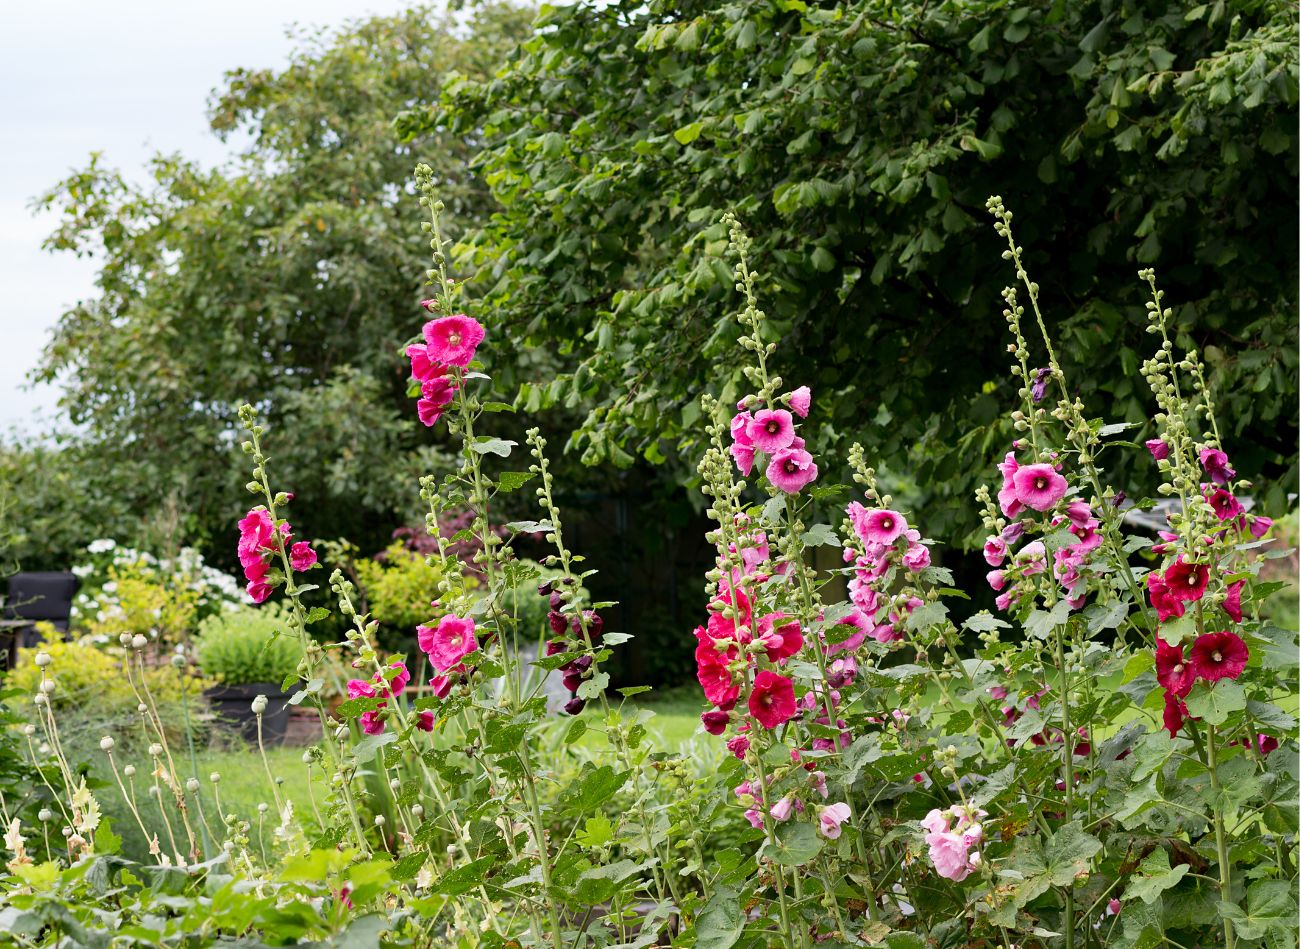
left=87, top=539, right=116, bottom=554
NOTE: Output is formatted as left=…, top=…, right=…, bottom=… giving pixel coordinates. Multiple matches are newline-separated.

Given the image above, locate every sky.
left=0, top=1, right=424, bottom=438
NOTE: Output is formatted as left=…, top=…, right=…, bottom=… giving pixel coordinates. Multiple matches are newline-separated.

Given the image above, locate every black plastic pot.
left=204, top=682, right=292, bottom=745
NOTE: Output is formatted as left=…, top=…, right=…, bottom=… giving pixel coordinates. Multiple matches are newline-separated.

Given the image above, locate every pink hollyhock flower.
left=1146, top=571, right=1186, bottom=622
left=766, top=447, right=818, bottom=494
left=743, top=809, right=764, bottom=829
left=1155, top=640, right=1195, bottom=697
left=1248, top=516, right=1273, bottom=539
left=359, top=709, right=386, bottom=735
left=756, top=613, right=803, bottom=662
left=1198, top=447, right=1235, bottom=485
left=1069, top=519, right=1103, bottom=552
left=422, top=314, right=484, bottom=367
left=420, top=615, right=479, bottom=671
left=237, top=508, right=276, bottom=564
left=246, top=578, right=273, bottom=604
left=921, top=809, right=949, bottom=835
left=406, top=343, right=448, bottom=383
left=994, top=589, right=1016, bottom=611
left=729, top=412, right=755, bottom=475
left=1189, top=631, right=1249, bottom=682
left=769, top=796, right=795, bottom=822
left=926, top=832, right=976, bottom=881
left=986, top=570, right=1007, bottom=592
left=700, top=709, right=730, bottom=735
left=1164, top=558, right=1209, bottom=602
left=346, top=678, right=376, bottom=699
left=988, top=685, right=1008, bottom=701
left=825, top=608, right=870, bottom=656
left=1223, top=581, right=1244, bottom=624
left=415, top=711, right=435, bottom=732
left=428, top=666, right=462, bottom=699
left=1163, top=692, right=1187, bottom=737
left=818, top=802, right=851, bottom=839
left=997, top=452, right=1023, bottom=518
left=749, top=409, right=796, bottom=453
left=417, top=377, right=457, bottom=427
left=870, top=622, right=901, bottom=644
left=788, top=386, right=811, bottom=418
left=726, top=734, right=750, bottom=760
left=983, top=537, right=1007, bottom=567
left=1012, top=464, right=1068, bottom=511
left=1018, top=540, right=1047, bottom=575
left=1206, top=488, right=1244, bottom=522
left=903, top=543, right=931, bottom=572
left=289, top=542, right=317, bottom=572
left=749, top=671, right=797, bottom=729
left=384, top=662, right=410, bottom=696
left=698, top=663, right=740, bottom=709
left=1146, top=439, right=1170, bottom=461
left=1064, top=501, right=1093, bottom=526
left=862, top=509, right=908, bottom=546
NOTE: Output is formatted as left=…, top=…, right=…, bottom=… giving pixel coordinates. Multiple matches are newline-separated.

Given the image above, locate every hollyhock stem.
left=752, top=748, right=800, bottom=946
left=1206, top=725, right=1237, bottom=949
left=1051, top=618, right=1077, bottom=949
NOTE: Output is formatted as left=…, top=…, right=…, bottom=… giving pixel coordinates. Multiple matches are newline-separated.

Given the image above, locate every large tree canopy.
left=434, top=0, right=1298, bottom=542
left=28, top=5, right=532, bottom=563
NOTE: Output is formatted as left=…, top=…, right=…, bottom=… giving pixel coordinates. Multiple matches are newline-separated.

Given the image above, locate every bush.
left=196, top=605, right=300, bottom=686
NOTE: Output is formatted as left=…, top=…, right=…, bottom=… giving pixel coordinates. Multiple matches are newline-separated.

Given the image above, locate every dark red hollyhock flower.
left=1257, top=734, right=1279, bottom=757
left=1189, top=631, right=1249, bottom=682
left=1163, top=693, right=1188, bottom=737
left=1146, top=572, right=1186, bottom=623
left=1223, top=581, right=1244, bottom=624
left=700, top=710, right=730, bottom=735
left=563, top=696, right=586, bottom=715
left=545, top=638, right=569, bottom=657
left=1155, top=640, right=1196, bottom=697
left=548, top=610, right=568, bottom=635
left=1163, top=558, right=1209, bottom=603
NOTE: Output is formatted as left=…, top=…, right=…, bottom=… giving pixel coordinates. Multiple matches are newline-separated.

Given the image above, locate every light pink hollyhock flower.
left=725, top=734, right=750, bottom=760
left=902, top=543, right=931, bottom=572
left=997, top=452, right=1023, bottom=518
left=861, top=509, right=907, bottom=546
left=420, top=615, right=479, bottom=671
left=1018, top=540, right=1047, bottom=575
left=769, top=796, right=794, bottom=822
left=415, top=711, right=435, bottom=732
left=926, top=831, right=976, bottom=881
left=1145, top=439, right=1169, bottom=461
left=749, top=670, right=797, bottom=729
left=422, top=314, right=485, bottom=367
left=749, top=409, right=796, bottom=453
left=921, top=809, right=949, bottom=834
left=788, top=386, right=812, bottom=418
left=729, top=412, right=755, bottom=475
left=986, top=569, right=1007, bottom=592
left=289, top=542, right=317, bottom=572
left=1198, top=447, right=1235, bottom=484
left=983, top=536, right=1007, bottom=567
left=417, top=377, right=457, bottom=427
left=1012, top=463, right=1068, bottom=511
left=743, top=809, right=764, bottom=829
left=994, top=590, right=1016, bottom=611
left=766, top=447, right=818, bottom=494
left=870, top=622, right=901, bottom=644
left=818, top=802, right=851, bottom=839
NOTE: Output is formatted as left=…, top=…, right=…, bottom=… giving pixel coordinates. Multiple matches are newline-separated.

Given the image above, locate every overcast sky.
left=0, top=1, right=424, bottom=437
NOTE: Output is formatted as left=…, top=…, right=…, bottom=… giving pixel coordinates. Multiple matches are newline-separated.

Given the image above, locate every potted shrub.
left=196, top=604, right=299, bottom=744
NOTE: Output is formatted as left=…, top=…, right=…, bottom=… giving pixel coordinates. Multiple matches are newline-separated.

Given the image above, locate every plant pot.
left=204, top=682, right=292, bottom=745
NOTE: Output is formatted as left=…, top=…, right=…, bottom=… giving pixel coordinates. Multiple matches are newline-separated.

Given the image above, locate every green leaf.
left=674, top=122, right=705, bottom=145
left=1184, top=680, right=1245, bottom=726
left=696, top=885, right=744, bottom=949
left=352, top=730, right=398, bottom=763
left=963, top=611, right=1010, bottom=633
left=496, top=470, right=536, bottom=492
left=94, top=817, right=122, bottom=856
left=390, top=852, right=427, bottom=882
left=435, top=856, right=496, bottom=896
left=1025, top=600, right=1073, bottom=639
left=1123, top=848, right=1188, bottom=904
left=575, top=815, right=614, bottom=848
left=471, top=437, right=516, bottom=457
left=768, top=820, right=823, bottom=867
left=800, top=523, right=841, bottom=547
left=559, top=764, right=629, bottom=817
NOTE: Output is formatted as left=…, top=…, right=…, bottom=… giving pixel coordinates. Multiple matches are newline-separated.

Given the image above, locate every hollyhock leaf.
left=304, top=606, right=331, bottom=626
left=577, top=671, right=609, bottom=699
left=969, top=763, right=1018, bottom=808
left=601, top=632, right=633, bottom=645
left=1041, top=821, right=1101, bottom=886
left=1125, top=848, right=1189, bottom=904
left=1157, top=611, right=1197, bottom=646
left=883, top=936, right=926, bottom=949
left=390, top=852, right=428, bottom=883
left=496, top=471, right=536, bottom=492
left=800, top=523, right=841, bottom=547
left=471, top=437, right=517, bottom=457
left=1006, top=709, right=1048, bottom=744
left=1096, top=421, right=1139, bottom=437
left=560, top=765, right=630, bottom=817
left=919, top=565, right=956, bottom=585
left=1224, top=880, right=1297, bottom=942
left=433, top=856, right=497, bottom=897
left=480, top=401, right=514, bottom=413
left=769, top=820, right=823, bottom=866
left=1085, top=600, right=1130, bottom=633
left=906, top=600, right=948, bottom=631
left=618, top=685, right=653, bottom=698
left=571, top=859, right=645, bottom=905
left=1025, top=600, right=1073, bottom=640
left=760, top=495, right=786, bottom=526
left=505, top=519, right=554, bottom=534
left=563, top=718, right=587, bottom=745
left=695, top=885, right=744, bottom=949
left=352, top=731, right=398, bottom=763
left=576, top=815, right=614, bottom=848
left=963, top=612, right=1010, bottom=633
left=1185, top=680, right=1246, bottom=726
left=1123, top=652, right=1154, bottom=683
left=1123, top=534, right=1155, bottom=553
left=335, top=696, right=384, bottom=720
left=1041, top=527, right=1078, bottom=553
left=280, top=671, right=300, bottom=692
left=1245, top=700, right=1296, bottom=734
left=1250, top=626, right=1300, bottom=671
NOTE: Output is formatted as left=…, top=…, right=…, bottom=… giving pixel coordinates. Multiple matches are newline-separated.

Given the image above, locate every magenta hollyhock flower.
left=1064, top=501, right=1093, bottom=526
left=359, top=709, right=386, bottom=735
left=406, top=343, right=447, bottom=383
left=1070, top=518, right=1103, bottom=552
left=818, top=802, right=851, bottom=839
left=862, top=509, right=908, bottom=546
left=422, top=314, right=484, bottom=367
left=1163, top=558, right=1209, bottom=602
left=756, top=613, right=803, bottom=662
left=729, top=412, right=755, bottom=475
left=749, top=670, right=797, bottom=729
left=788, top=386, right=812, bottom=418
left=1248, top=515, right=1273, bottom=539
left=726, top=734, right=750, bottom=760
left=1155, top=640, right=1195, bottom=697
left=903, top=543, right=931, bottom=571
left=700, top=709, right=730, bottom=735
left=1146, top=572, right=1186, bottom=622
left=246, top=578, right=273, bottom=604
left=1257, top=734, right=1279, bottom=756
left=766, top=447, right=818, bottom=494
left=289, top=542, right=317, bottom=572
left=417, top=377, right=457, bottom=427
left=1206, top=488, right=1244, bottom=522
left=983, top=537, right=1007, bottom=567
left=749, top=408, right=797, bottom=453
left=1162, top=692, right=1187, bottom=737
left=420, top=615, right=479, bottom=671
left=384, top=662, right=411, bottom=696
left=1012, top=463, right=1068, bottom=511
left=237, top=508, right=276, bottom=567
left=428, top=666, right=462, bottom=699
left=1146, top=439, right=1170, bottom=461
left=1189, top=631, right=1249, bottom=682
left=997, top=452, right=1023, bottom=518
left=1198, top=447, right=1235, bottom=485
left=346, top=678, right=376, bottom=699
left=415, top=711, right=435, bottom=732
left=698, top=662, right=740, bottom=709
left=1223, top=581, right=1244, bottom=624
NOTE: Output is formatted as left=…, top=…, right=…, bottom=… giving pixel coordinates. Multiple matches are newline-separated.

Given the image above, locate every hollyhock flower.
left=983, top=537, right=1007, bottom=567
left=701, top=710, right=730, bottom=735
left=422, top=314, right=484, bottom=367
left=1164, top=558, right=1209, bottom=602
left=987, top=570, right=1007, bottom=592
left=726, top=734, right=750, bottom=760
left=417, top=377, right=457, bottom=427
left=359, top=710, right=386, bottom=735
left=289, top=542, right=317, bottom=572
left=1000, top=521, right=1026, bottom=545
left=756, top=613, right=803, bottom=662
left=238, top=508, right=276, bottom=562
left=749, top=671, right=797, bottom=729
left=862, top=509, right=908, bottom=546
left=1019, top=540, right=1047, bottom=576
left=729, top=412, right=755, bottom=475
left=1206, top=488, right=1244, bottom=522
left=1030, top=367, right=1052, bottom=402
left=1223, top=581, right=1244, bottom=624
left=384, top=662, right=411, bottom=696
left=994, top=590, right=1016, bottom=611
left=1189, top=631, right=1249, bottom=682
left=988, top=685, right=1008, bottom=701
left=925, top=828, right=979, bottom=881
left=818, top=802, right=851, bottom=839
left=903, top=543, right=931, bottom=572
left=769, top=796, right=795, bottom=822
left=1199, top=447, right=1235, bottom=485
left=346, top=679, right=376, bottom=700
left=1064, top=501, right=1093, bottom=526
left=406, top=343, right=448, bottom=383
left=415, top=711, right=435, bottom=732
left=246, top=578, right=272, bottom=604
left=1155, top=640, right=1195, bottom=698
left=997, top=452, right=1023, bottom=518
left=1146, top=571, right=1186, bottom=622
left=1152, top=530, right=1179, bottom=555
left=698, top=663, right=741, bottom=709
left=420, top=615, right=479, bottom=671
left=825, top=609, right=870, bottom=656
left=1012, top=464, right=1068, bottom=511
left=564, top=696, right=586, bottom=715
left=749, top=409, right=796, bottom=453
left=428, top=667, right=461, bottom=699
left=1257, top=734, right=1279, bottom=756
left=870, top=622, right=902, bottom=644
left=1146, top=439, right=1170, bottom=461
left=1069, top=519, right=1103, bottom=552
left=1248, top=516, right=1273, bottom=539
left=789, top=386, right=811, bottom=418
left=1163, top=692, right=1187, bottom=737
left=766, top=447, right=818, bottom=494
left=743, top=809, right=764, bottom=829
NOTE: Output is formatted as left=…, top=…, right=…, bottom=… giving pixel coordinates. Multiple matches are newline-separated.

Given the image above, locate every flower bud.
left=170, top=655, right=185, bottom=669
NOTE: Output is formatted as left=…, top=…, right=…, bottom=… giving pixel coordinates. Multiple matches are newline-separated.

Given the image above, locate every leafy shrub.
left=196, top=605, right=300, bottom=686
left=353, top=542, right=449, bottom=642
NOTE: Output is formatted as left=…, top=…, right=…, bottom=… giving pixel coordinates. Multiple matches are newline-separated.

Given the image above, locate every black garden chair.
left=2, top=572, right=77, bottom=669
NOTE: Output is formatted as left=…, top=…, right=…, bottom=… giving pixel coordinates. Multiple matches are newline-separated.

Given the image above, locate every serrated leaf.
left=496, top=470, right=536, bottom=492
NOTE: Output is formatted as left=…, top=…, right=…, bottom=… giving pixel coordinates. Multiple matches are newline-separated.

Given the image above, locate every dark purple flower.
left=1030, top=367, right=1052, bottom=403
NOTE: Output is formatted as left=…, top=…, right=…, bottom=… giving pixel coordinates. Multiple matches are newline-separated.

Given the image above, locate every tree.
left=30, top=5, right=533, bottom=563
left=436, top=0, right=1298, bottom=541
